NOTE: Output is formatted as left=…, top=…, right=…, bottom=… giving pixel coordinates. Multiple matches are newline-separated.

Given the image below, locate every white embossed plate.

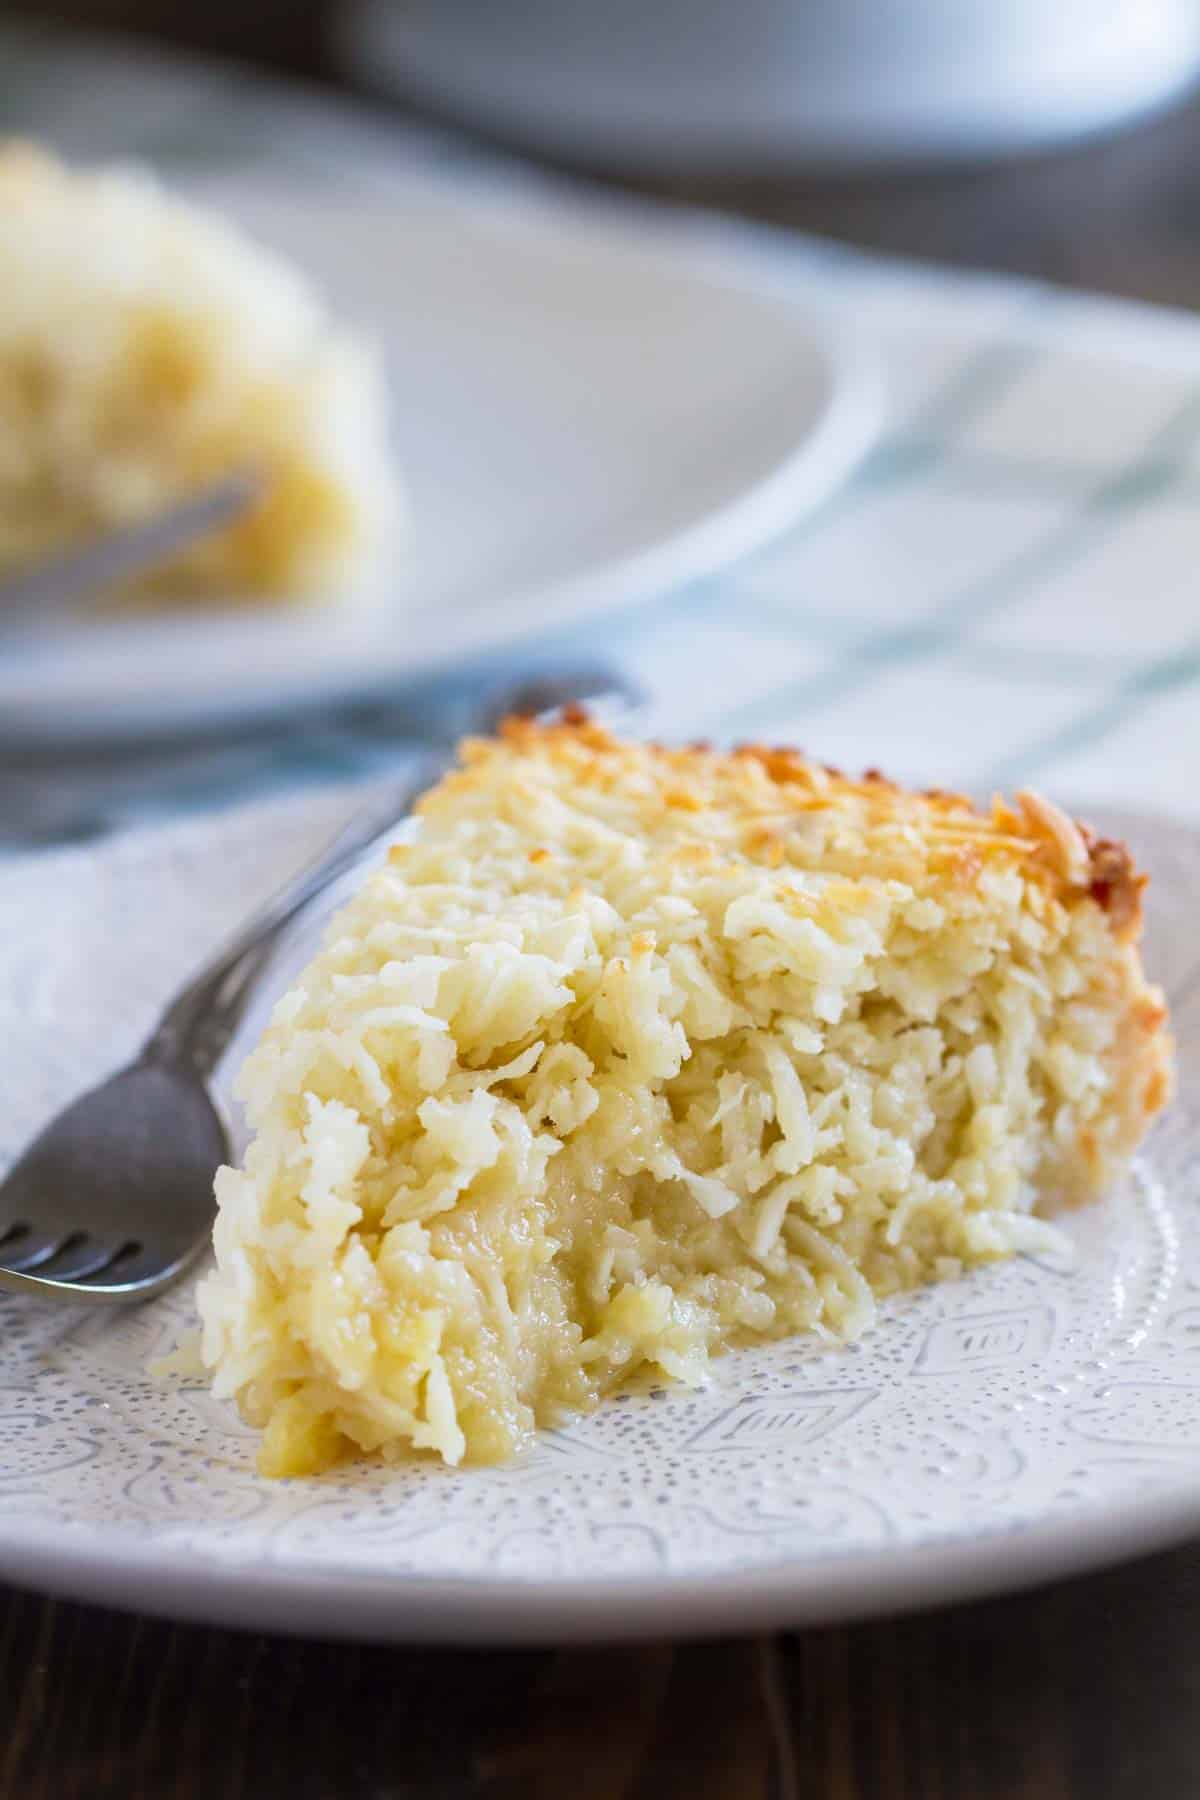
left=1, top=795, right=1198, bottom=1642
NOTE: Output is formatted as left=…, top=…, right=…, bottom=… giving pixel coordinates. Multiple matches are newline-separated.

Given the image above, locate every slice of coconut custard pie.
left=197, top=715, right=1172, bottom=1474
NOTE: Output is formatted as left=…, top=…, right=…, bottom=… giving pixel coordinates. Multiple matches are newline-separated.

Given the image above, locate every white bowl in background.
left=339, top=0, right=1200, bottom=170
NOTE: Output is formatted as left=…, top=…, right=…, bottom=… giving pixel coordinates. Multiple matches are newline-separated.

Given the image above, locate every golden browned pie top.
left=440, top=710, right=1147, bottom=944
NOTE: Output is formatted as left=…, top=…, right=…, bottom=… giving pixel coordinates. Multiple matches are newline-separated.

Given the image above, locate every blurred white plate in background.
left=0, top=174, right=874, bottom=741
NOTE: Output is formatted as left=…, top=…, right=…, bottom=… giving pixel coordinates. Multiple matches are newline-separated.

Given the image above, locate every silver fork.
left=0, top=666, right=641, bottom=1306
left=0, top=470, right=262, bottom=634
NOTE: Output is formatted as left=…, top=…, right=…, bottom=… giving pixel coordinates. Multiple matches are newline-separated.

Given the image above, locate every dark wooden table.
left=7, top=12, right=1200, bottom=1796
left=5, top=1542, right=1200, bottom=1798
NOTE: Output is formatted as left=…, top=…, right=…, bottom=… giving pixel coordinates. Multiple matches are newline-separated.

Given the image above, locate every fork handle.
left=144, top=750, right=449, bottom=1078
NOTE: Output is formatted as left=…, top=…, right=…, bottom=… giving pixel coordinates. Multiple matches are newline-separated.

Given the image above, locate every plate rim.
left=2, top=1470, right=1198, bottom=1644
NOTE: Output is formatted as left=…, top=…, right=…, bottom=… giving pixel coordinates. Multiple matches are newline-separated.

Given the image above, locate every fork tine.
left=0, top=1237, right=201, bottom=1304
left=33, top=1236, right=124, bottom=1282
left=81, top=1241, right=197, bottom=1290
left=0, top=1228, right=68, bottom=1272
